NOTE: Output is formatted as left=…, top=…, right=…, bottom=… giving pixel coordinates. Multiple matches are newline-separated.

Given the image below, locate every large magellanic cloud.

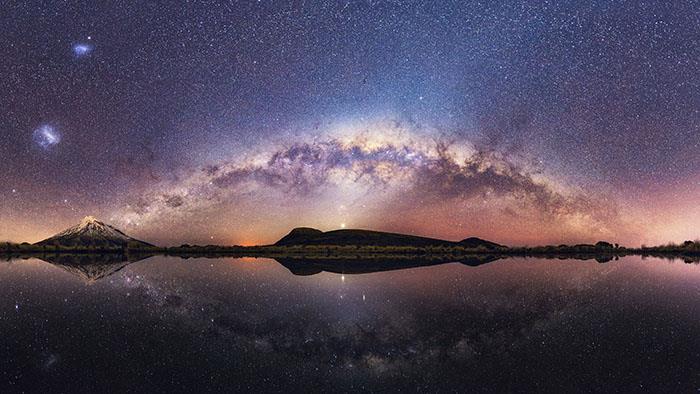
left=112, top=120, right=633, bottom=245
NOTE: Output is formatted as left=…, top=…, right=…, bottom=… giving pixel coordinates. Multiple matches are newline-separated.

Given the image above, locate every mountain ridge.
left=275, top=227, right=503, bottom=249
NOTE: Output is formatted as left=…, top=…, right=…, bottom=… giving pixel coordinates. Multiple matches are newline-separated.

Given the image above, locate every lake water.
left=2, top=255, right=699, bottom=392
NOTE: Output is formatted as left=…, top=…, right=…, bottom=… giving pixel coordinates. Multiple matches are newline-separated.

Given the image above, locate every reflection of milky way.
left=113, top=260, right=582, bottom=376
left=44, top=256, right=696, bottom=392
left=112, top=258, right=601, bottom=372
left=2, top=256, right=700, bottom=391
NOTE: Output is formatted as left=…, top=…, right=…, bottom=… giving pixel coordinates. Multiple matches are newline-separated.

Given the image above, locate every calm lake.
left=2, top=255, right=699, bottom=392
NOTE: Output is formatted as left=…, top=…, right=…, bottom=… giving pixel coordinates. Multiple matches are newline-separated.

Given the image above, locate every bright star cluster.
left=0, top=1, right=698, bottom=246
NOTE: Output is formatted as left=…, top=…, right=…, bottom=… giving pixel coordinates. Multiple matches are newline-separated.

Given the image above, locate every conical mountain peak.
left=35, top=217, right=153, bottom=248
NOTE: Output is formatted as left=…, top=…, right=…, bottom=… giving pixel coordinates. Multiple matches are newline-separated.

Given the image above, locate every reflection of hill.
left=2, top=247, right=698, bottom=282
left=274, top=255, right=502, bottom=276
left=36, top=253, right=152, bottom=282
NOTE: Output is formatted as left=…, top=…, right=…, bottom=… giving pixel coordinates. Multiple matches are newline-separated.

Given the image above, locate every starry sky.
left=1, top=1, right=698, bottom=246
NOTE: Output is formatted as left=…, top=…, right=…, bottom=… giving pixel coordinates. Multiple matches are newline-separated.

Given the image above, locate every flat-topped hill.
left=275, top=227, right=503, bottom=249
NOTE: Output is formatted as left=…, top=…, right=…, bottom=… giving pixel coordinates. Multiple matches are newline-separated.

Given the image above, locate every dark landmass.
left=2, top=221, right=700, bottom=272
left=3, top=219, right=699, bottom=281
left=274, top=227, right=502, bottom=249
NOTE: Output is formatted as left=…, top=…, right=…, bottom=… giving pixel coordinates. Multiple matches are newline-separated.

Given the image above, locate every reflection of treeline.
left=267, top=241, right=698, bottom=256
left=634, top=241, right=700, bottom=264
left=0, top=242, right=160, bottom=253
left=3, top=240, right=700, bottom=260
left=162, top=244, right=508, bottom=257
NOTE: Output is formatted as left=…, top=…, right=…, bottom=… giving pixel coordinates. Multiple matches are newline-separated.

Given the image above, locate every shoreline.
left=2, top=245, right=699, bottom=263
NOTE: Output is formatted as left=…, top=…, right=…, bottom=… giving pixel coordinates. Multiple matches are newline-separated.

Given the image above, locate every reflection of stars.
left=33, top=124, right=61, bottom=149
left=73, top=43, right=93, bottom=57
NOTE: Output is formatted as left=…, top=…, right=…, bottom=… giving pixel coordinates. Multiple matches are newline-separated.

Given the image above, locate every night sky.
left=1, top=1, right=698, bottom=246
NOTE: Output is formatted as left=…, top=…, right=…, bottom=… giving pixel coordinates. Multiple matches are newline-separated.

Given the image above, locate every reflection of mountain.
left=37, top=253, right=152, bottom=282
left=274, top=255, right=502, bottom=276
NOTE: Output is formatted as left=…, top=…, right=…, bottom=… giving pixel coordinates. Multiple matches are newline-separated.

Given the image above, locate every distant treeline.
left=3, top=240, right=700, bottom=258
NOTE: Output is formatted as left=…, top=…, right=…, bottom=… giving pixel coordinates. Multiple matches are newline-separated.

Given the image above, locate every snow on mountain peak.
left=80, top=216, right=99, bottom=227
left=34, top=216, right=154, bottom=247
left=47, top=216, right=132, bottom=243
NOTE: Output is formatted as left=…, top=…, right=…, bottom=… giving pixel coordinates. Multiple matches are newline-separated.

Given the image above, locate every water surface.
left=2, top=256, right=699, bottom=392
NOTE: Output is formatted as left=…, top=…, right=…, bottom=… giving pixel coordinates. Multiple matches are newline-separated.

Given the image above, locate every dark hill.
left=459, top=237, right=503, bottom=249
left=275, top=227, right=324, bottom=245
left=275, top=227, right=503, bottom=249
